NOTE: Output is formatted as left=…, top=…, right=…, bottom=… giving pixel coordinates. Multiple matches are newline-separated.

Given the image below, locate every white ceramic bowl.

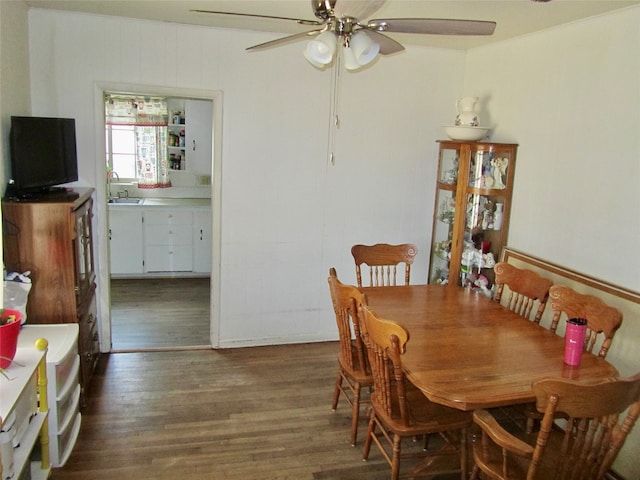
left=443, top=126, right=490, bottom=141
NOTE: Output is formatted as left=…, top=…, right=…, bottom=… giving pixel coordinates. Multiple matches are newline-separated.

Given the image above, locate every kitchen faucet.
left=107, top=170, right=120, bottom=199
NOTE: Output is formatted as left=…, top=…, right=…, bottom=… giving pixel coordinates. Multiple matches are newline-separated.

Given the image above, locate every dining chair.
left=351, top=243, right=418, bottom=288
left=493, top=262, right=553, bottom=324
left=522, top=284, right=623, bottom=434
left=359, top=304, right=472, bottom=480
left=327, top=268, right=373, bottom=446
left=548, top=284, right=623, bottom=358
left=471, top=372, right=640, bottom=480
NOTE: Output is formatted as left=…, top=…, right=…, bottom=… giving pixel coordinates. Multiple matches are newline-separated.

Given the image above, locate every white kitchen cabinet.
left=167, top=98, right=212, bottom=175
left=17, top=325, right=81, bottom=468
left=144, top=210, right=194, bottom=273
left=0, top=339, right=50, bottom=480
left=184, top=99, right=213, bottom=176
left=108, top=201, right=211, bottom=276
left=109, top=209, right=144, bottom=275
left=193, top=209, right=212, bottom=273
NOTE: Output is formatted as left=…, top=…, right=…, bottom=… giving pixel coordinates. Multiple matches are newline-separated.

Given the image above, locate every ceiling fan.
left=192, top=0, right=497, bottom=70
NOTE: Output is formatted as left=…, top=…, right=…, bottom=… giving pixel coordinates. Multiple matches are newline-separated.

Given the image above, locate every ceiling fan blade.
left=246, top=29, right=325, bottom=51
left=358, top=28, right=404, bottom=55
left=190, top=9, right=322, bottom=26
left=367, top=18, right=496, bottom=36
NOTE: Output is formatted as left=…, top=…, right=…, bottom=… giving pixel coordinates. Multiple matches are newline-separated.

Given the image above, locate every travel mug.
left=564, top=318, right=587, bottom=366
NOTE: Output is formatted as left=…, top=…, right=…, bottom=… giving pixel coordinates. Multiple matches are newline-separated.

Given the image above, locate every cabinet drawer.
left=144, top=246, right=193, bottom=272
left=53, top=344, right=79, bottom=397
left=56, top=383, right=80, bottom=433
left=144, top=225, right=193, bottom=245
left=54, top=409, right=81, bottom=468
left=55, top=356, right=80, bottom=417
left=78, top=292, right=99, bottom=406
left=144, top=210, right=193, bottom=225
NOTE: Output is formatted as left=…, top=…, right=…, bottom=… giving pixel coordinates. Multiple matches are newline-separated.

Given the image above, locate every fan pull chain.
left=328, top=52, right=342, bottom=166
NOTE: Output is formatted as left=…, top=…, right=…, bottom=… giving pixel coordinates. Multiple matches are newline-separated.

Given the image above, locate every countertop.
left=108, top=198, right=210, bottom=208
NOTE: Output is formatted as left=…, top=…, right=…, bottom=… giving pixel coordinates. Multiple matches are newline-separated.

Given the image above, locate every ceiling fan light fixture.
left=304, top=30, right=337, bottom=66
left=349, top=31, right=380, bottom=66
left=342, top=45, right=360, bottom=70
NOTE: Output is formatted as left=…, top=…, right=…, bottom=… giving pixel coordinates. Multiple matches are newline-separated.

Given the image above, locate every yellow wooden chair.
left=493, top=262, right=553, bottom=324
left=471, top=373, right=640, bottom=480
left=548, top=284, right=622, bottom=358
left=359, top=304, right=472, bottom=480
left=327, top=268, right=373, bottom=446
left=351, top=243, right=417, bottom=287
left=522, top=284, right=623, bottom=434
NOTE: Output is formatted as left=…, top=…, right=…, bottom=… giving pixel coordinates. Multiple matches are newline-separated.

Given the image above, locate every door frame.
left=92, top=82, right=223, bottom=350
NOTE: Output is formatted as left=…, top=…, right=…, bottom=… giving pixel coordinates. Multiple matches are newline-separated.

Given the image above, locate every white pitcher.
left=455, top=96, right=479, bottom=126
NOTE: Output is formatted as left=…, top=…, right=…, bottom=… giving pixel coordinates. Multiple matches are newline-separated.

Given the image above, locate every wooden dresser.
left=2, top=187, right=99, bottom=406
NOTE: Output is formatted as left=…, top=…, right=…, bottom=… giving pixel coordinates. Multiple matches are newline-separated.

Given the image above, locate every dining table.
left=361, top=284, right=620, bottom=411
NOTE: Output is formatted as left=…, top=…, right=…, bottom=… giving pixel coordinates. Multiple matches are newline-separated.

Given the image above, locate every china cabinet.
left=2, top=188, right=99, bottom=405
left=428, top=141, right=517, bottom=288
left=0, top=338, right=50, bottom=480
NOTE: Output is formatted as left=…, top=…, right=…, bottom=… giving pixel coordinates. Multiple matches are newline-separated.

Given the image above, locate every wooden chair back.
left=327, top=268, right=369, bottom=379
left=351, top=243, right=418, bottom=287
left=359, top=304, right=411, bottom=426
left=548, top=285, right=622, bottom=358
left=472, top=373, right=640, bottom=480
left=493, top=262, right=553, bottom=324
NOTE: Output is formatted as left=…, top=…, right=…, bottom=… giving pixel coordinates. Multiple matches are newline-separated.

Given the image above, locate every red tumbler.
left=564, top=318, right=587, bottom=366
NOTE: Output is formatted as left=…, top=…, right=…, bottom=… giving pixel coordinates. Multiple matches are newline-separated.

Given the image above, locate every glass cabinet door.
left=462, top=148, right=513, bottom=288
left=428, top=145, right=461, bottom=284
left=74, top=198, right=96, bottom=303
left=429, top=188, right=456, bottom=283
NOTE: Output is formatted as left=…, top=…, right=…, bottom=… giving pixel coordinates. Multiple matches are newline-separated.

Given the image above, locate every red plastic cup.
left=564, top=318, right=587, bottom=366
left=0, top=309, right=23, bottom=369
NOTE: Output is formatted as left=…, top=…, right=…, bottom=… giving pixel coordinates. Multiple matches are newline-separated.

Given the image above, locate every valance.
left=105, top=94, right=168, bottom=126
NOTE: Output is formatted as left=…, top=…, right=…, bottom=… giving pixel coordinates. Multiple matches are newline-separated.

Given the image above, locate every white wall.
left=0, top=0, right=31, bottom=307
left=26, top=9, right=465, bottom=346
left=0, top=0, right=30, bottom=183
left=464, top=6, right=640, bottom=292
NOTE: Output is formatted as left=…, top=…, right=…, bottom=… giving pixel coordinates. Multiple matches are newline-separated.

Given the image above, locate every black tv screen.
left=9, top=116, right=79, bottom=195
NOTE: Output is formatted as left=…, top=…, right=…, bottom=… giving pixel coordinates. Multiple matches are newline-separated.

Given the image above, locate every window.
left=105, top=124, right=137, bottom=179
left=104, top=93, right=171, bottom=188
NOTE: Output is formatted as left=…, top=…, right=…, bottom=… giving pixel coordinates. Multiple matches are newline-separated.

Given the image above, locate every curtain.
left=105, top=94, right=172, bottom=188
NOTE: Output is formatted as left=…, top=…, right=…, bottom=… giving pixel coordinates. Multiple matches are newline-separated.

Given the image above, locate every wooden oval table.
left=362, top=284, right=619, bottom=411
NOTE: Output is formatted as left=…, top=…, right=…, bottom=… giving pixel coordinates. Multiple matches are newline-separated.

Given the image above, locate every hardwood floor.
left=50, top=343, right=463, bottom=480
left=110, top=278, right=211, bottom=351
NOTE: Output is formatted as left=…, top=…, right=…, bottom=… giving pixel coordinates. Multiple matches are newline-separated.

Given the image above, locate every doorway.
left=94, top=83, right=222, bottom=353
left=110, top=277, right=210, bottom=350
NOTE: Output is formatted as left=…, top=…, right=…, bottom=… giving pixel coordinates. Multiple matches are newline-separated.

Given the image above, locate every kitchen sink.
left=108, top=198, right=142, bottom=204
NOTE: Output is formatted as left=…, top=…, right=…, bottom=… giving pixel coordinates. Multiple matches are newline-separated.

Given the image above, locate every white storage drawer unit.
left=144, top=210, right=194, bottom=272
left=18, top=324, right=82, bottom=468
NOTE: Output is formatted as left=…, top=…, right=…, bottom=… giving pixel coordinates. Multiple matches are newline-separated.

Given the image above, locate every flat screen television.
left=9, top=116, right=79, bottom=197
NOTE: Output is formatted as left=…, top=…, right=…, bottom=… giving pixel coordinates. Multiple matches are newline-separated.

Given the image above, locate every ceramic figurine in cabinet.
left=491, top=157, right=508, bottom=189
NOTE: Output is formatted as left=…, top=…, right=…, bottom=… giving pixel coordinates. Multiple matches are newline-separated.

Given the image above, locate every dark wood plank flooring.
left=110, top=278, right=210, bottom=350
left=50, top=343, right=463, bottom=479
